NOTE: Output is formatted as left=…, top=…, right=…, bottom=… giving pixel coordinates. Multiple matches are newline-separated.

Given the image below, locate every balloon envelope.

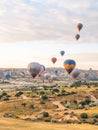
left=28, top=62, right=41, bottom=78
left=51, top=57, right=57, bottom=64
left=75, top=34, right=80, bottom=40
left=38, top=65, right=45, bottom=76
left=60, top=50, right=65, bottom=56
left=4, top=72, right=11, bottom=79
left=76, top=23, right=83, bottom=31
left=63, top=59, right=76, bottom=74
left=72, top=69, right=80, bottom=79
left=54, top=69, right=58, bottom=75
left=44, top=72, right=51, bottom=79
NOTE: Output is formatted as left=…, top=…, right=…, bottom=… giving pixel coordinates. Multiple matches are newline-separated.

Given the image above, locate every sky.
left=0, top=0, right=98, bottom=69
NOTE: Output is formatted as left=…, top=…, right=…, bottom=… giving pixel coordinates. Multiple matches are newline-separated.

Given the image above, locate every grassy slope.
left=0, top=86, right=98, bottom=117
left=0, top=118, right=98, bottom=130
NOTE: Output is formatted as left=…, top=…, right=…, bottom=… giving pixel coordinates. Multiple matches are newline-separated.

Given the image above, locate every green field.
left=0, top=118, right=98, bottom=130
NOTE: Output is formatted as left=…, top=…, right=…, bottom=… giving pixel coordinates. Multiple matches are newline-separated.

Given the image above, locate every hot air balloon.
left=28, top=62, right=41, bottom=78
left=75, top=34, right=80, bottom=40
left=76, top=23, right=83, bottom=31
left=60, top=50, right=65, bottom=56
left=63, top=59, right=76, bottom=74
left=54, top=69, right=58, bottom=75
left=72, top=69, right=80, bottom=79
left=44, top=72, right=51, bottom=79
left=4, top=72, right=11, bottom=79
left=38, top=65, right=45, bottom=76
left=51, top=57, right=57, bottom=64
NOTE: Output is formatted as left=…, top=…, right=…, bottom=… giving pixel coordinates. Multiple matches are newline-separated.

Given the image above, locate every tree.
left=2, top=92, right=7, bottom=96
left=21, top=102, right=26, bottom=107
left=29, top=104, right=34, bottom=109
left=15, top=91, right=23, bottom=98
left=42, top=112, right=49, bottom=117
left=39, top=91, right=45, bottom=95
left=41, top=95, right=48, bottom=100
left=80, top=113, right=88, bottom=119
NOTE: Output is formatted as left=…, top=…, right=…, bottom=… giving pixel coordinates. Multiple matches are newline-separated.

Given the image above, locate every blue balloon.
left=54, top=69, right=58, bottom=75
left=4, top=72, right=11, bottom=79
left=60, top=50, right=65, bottom=56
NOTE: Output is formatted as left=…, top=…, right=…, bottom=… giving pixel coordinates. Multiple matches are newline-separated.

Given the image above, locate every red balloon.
left=72, top=69, right=80, bottom=79
left=51, top=57, right=57, bottom=64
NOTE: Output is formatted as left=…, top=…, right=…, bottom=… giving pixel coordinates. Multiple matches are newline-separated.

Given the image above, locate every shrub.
left=41, top=95, right=48, bottom=100
left=29, top=104, right=34, bottom=109
left=3, top=113, right=17, bottom=118
left=93, top=118, right=97, bottom=123
left=84, top=105, right=89, bottom=110
left=65, top=102, right=70, bottom=108
left=15, top=91, right=23, bottom=98
left=42, top=112, right=49, bottom=117
left=80, top=113, right=88, bottom=119
left=73, top=100, right=77, bottom=104
left=88, top=119, right=97, bottom=124
left=21, top=102, right=26, bottom=107
left=0, top=95, right=2, bottom=99
left=39, top=100, right=45, bottom=104
left=4, top=96, right=9, bottom=101
left=2, top=92, right=8, bottom=96
left=52, top=88, right=59, bottom=93
left=92, top=114, right=98, bottom=118
left=31, top=94, right=36, bottom=98
left=78, top=104, right=84, bottom=109
left=64, top=120, right=72, bottom=124
left=79, top=101, right=86, bottom=106
left=53, top=104, right=58, bottom=109
left=44, top=119, right=51, bottom=122
left=84, top=99, right=91, bottom=105
left=51, top=118, right=57, bottom=123
left=61, top=89, right=66, bottom=94
left=39, top=91, right=45, bottom=95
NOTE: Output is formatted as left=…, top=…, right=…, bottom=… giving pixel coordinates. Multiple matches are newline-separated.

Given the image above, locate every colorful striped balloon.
left=63, top=59, right=76, bottom=74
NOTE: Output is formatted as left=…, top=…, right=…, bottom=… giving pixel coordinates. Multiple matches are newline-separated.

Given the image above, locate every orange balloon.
left=51, top=57, right=57, bottom=64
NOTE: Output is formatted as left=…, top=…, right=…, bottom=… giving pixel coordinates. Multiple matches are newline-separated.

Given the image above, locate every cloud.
left=0, top=0, right=98, bottom=43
